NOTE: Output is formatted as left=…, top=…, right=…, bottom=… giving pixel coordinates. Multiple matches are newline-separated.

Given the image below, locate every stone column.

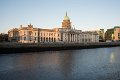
left=70, top=34, right=72, bottom=42
left=73, top=34, right=74, bottom=42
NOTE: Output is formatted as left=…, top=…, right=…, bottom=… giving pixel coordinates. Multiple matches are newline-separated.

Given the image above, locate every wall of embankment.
left=0, top=42, right=120, bottom=54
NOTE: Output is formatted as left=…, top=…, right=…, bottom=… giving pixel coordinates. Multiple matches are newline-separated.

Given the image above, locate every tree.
left=0, top=34, right=2, bottom=42
left=0, top=33, right=8, bottom=42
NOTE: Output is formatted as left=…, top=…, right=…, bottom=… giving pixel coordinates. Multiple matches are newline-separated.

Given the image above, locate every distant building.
left=105, top=26, right=120, bottom=41
left=105, top=28, right=114, bottom=41
left=113, top=26, right=120, bottom=41
left=8, top=12, right=99, bottom=43
left=99, top=29, right=105, bottom=41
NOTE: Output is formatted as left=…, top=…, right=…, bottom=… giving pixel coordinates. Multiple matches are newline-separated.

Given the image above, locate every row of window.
left=18, top=36, right=57, bottom=42
left=20, top=32, right=97, bottom=38
left=40, top=37, right=56, bottom=42
left=40, top=33, right=59, bottom=37
left=23, top=32, right=37, bottom=36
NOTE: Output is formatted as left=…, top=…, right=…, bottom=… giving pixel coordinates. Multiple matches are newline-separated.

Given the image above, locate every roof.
left=63, top=12, right=70, bottom=20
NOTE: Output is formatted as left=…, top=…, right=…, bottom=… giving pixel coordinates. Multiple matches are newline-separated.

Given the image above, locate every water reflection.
left=0, top=47, right=120, bottom=80
left=110, top=52, right=115, bottom=63
left=59, top=50, right=74, bottom=80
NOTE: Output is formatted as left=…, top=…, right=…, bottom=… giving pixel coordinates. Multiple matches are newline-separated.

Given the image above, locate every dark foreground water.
left=0, top=47, right=120, bottom=80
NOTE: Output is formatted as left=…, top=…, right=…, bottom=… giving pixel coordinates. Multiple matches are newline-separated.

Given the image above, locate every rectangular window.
left=118, top=33, right=120, bottom=36
left=35, top=37, right=36, bottom=40
left=118, top=33, right=120, bottom=39
left=41, top=37, right=42, bottom=42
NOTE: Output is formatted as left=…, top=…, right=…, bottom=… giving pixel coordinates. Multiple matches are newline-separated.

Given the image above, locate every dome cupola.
left=63, top=12, right=70, bottom=20
left=62, top=12, right=71, bottom=29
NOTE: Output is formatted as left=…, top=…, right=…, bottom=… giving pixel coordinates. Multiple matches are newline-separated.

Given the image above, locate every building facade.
left=8, top=13, right=99, bottom=43
left=105, top=26, right=120, bottom=41
left=105, top=28, right=114, bottom=41
left=83, top=29, right=105, bottom=42
left=113, top=26, right=120, bottom=41
left=8, top=28, right=19, bottom=42
left=98, top=29, right=105, bottom=41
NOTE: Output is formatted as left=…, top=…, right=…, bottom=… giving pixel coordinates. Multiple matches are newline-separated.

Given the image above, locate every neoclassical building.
left=8, top=13, right=99, bottom=43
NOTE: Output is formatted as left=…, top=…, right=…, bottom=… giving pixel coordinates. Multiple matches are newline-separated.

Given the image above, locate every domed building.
left=8, top=12, right=99, bottom=43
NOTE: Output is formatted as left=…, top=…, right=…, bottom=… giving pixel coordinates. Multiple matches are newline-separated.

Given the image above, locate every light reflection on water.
left=0, top=47, right=120, bottom=80
left=110, top=52, right=115, bottom=63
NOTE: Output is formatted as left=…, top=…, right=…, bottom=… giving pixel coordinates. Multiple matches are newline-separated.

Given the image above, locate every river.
left=0, top=47, right=120, bottom=80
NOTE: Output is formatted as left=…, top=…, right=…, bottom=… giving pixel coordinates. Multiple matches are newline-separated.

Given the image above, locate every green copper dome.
left=64, top=16, right=70, bottom=20
left=63, top=12, right=70, bottom=20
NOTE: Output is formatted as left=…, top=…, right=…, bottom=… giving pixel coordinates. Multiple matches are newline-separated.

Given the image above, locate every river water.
left=0, top=47, right=120, bottom=80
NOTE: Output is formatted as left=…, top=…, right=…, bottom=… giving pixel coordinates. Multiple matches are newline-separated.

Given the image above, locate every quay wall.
left=0, top=42, right=120, bottom=53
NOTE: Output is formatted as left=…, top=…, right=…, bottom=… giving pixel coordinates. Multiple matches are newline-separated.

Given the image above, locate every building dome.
left=63, top=12, right=70, bottom=20
left=64, top=16, right=70, bottom=20
left=62, top=12, right=71, bottom=29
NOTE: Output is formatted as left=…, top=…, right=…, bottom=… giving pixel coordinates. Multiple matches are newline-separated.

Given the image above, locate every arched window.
left=52, top=37, right=53, bottom=42
left=43, top=37, right=45, bottom=42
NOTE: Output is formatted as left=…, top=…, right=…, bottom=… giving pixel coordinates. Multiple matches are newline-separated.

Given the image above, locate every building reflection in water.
left=10, top=53, right=39, bottom=71
left=18, top=52, right=61, bottom=70
left=59, top=50, right=74, bottom=80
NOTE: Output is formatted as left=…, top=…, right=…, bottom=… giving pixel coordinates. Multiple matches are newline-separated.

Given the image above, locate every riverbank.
left=0, top=42, right=120, bottom=53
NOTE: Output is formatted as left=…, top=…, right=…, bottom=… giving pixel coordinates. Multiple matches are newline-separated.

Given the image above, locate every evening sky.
left=0, top=0, right=120, bottom=33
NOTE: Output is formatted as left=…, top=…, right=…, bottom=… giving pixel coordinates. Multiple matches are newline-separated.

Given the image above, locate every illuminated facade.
left=8, top=24, right=39, bottom=43
left=8, top=13, right=99, bottom=43
left=105, top=26, right=120, bottom=41
left=114, top=27, right=120, bottom=41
